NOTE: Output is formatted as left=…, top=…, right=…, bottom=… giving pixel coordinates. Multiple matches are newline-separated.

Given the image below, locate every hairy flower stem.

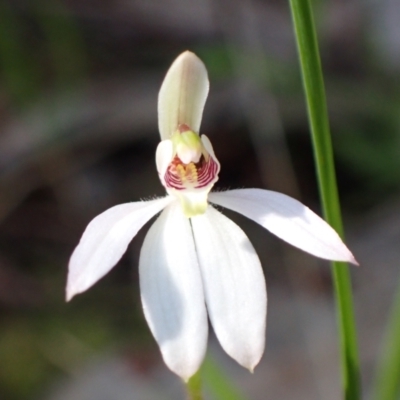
left=288, top=0, right=361, bottom=399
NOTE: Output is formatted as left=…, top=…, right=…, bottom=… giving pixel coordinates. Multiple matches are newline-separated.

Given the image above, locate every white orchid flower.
left=66, top=51, right=357, bottom=381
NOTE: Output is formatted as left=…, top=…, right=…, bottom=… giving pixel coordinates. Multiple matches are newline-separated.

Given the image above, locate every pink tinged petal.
left=158, top=51, right=209, bottom=140
left=209, top=189, right=358, bottom=264
left=66, top=196, right=172, bottom=301
left=191, top=206, right=267, bottom=371
left=139, top=201, right=208, bottom=380
left=164, top=152, right=219, bottom=192
left=199, top=135, right=220, bottom=188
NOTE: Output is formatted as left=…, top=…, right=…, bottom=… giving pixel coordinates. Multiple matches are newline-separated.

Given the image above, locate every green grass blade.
left=288, top=1, right=361, bottom=399
left=372, top=278, right=400, bottom=400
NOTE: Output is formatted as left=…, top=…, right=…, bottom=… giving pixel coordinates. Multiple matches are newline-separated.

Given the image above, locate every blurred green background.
left=0, top=1, right=400, bottom=399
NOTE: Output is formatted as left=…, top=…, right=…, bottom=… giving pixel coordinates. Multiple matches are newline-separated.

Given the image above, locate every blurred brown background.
left=1, top=0, right=400, bottom=399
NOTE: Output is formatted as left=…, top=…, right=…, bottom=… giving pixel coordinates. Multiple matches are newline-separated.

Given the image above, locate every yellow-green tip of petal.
left=170, top=188, right=211, bottom=218
left=180, top=193, right=208, bottom=218
left=171, top=125, right=203, bottom=164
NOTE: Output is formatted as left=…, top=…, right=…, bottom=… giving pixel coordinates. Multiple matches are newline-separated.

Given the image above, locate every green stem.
left=288, top=1, right=361, bottom=399
left=202, top=355, right=247, bottom=400
left=373, top=277, right=400, bottom=400
left=186, top=370, right=203, bottom=400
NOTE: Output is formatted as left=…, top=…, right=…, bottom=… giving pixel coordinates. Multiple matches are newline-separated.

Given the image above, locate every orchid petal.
left=158, top=51, right=209, bottom=140
left=191, top=206, right=267, bottom=371
left=139, top=201, right=208, bottom=380
left=209, top=189, right=357, bottom=264
left=155, top=139, right=174, bottom=185
left=66, top=197, right=172, bottom=301
left=200, top=134, right=218, bottom=162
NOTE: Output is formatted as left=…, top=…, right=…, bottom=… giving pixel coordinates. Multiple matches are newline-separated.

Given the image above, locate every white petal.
left=155, top=139, right=174, bottom=184
left=158, top=51, right=209, bottom=140
left=209, top=189, right=358, bottom=264
left=200, top=134, right=218, bottom=162
left=191, top=206, right=267, bottom=371
left=66, top=197, right=172, bottom=301
left=139, top=201, right=208, bottom=380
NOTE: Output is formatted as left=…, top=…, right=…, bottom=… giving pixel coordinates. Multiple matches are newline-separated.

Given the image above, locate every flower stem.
left=202, top=355, right=248, bottom=400
left=372, top=276, right=400, bottom=400
left=288, top=0, right=361, bottom=399
left=186, top=370, right=203, bottom=400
